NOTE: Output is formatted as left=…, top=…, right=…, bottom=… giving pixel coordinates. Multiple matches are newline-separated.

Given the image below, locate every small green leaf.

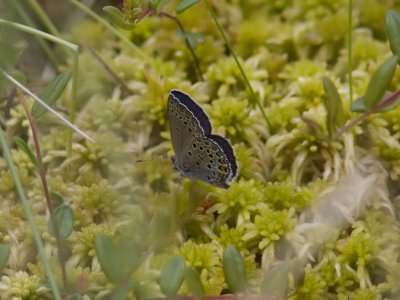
left=14, top=137, right=40, bottom=169
left=261, top=258, right=304, bottom=297
left=50, top=191, right=65, bottom=207
left=0, top=42, right=22, bottom=70
left=154, top=0, right=172, bottom=11
left=350, top=97, right=367, bottom=112
left=48, top=203, right=74, bottom=239
left=223, top=244, right=247, bottom=293
left=363, top=55, right=398, bottom=108
left=176, top=0, right=199, bottom=14
left=322, top=76, right=346, bottom=138
left=386, top=10, right=400, bottom=56
left=160, top=256, right=185, bottom=296
left=351, top=92, right=400, bottom=113
left=111, top=279, right=134, bottom=300
left=95, top=234, right=139, bottom=284
left=185, top=266, right=204, bottom=297
left=103, top=6, right=135, bottom=29
left=0, top=244, right=10, bottom=271
left=131, top=280, right=146, bottom=299
left=31, top=72, right=71, bottom=119
left=177, top=30, right=205, bottom=49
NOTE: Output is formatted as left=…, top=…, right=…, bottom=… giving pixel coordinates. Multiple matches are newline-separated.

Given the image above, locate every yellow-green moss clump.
left=1, top=0, right=400, bottom=299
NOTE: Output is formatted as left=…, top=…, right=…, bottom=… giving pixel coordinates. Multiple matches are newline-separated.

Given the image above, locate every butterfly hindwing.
left=180, top=137, right=236, bottom=189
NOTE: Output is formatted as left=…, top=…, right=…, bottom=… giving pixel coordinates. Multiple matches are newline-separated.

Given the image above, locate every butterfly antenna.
left=135, top=154, right=171, bottom=163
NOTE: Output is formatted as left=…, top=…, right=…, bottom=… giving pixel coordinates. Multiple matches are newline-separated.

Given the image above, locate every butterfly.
left=167, top=89, right=238, bottom=189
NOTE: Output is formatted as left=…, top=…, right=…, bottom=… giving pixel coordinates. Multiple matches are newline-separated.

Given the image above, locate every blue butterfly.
left=167, top=89, right=238, bottom=189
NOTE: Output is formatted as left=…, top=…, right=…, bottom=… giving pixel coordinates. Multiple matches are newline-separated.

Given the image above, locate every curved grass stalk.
left=0, top=127, right=62, bottom=300
left=5, top=0, right=61, bottom=67
left=0, top=18, right=77, bottom=51
left=69, top=0, right=146, bottom=60
left=0, top=18, right=83, bottom=153
left=26, top=0, right=60, bottom=37
left=0, top=70, right=93, bottom=142
left=159, top=10, right=204, bottom=81
left=348, top=0, right=353, bottom=104
left=203, top=0, right=272, bottom=131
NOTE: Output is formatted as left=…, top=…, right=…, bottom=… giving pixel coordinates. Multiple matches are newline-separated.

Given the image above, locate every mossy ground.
left=1, top=0, right=400, bottom=299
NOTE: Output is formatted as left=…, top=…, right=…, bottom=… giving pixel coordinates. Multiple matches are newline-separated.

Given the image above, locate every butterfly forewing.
left=168, top=90, right=211, bottom=162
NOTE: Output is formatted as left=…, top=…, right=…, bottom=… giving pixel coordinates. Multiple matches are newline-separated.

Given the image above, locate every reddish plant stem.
left=335, top=89, right=400, bottom=139
left=19, top=95, right=67, bottom=288
left=159, top=10, right=204, bottom=81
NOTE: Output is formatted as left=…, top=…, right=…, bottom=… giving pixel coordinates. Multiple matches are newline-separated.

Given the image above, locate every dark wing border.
left=208, top=134, right=238, bottom=181
left=170, top=89, right=212, bottom=135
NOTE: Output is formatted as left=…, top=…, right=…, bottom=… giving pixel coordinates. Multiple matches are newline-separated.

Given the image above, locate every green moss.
left=205, top=56, right=268, bottom=96
left=2, top=0, right=400, bottom=298
left=179, top=240, right=224, bottom=295
left=244, top=204, right=296, bottom=249
left=264, top=182, right=315, bottom=211
left=292, top=264, right=328, bottom=300
left=0, top=271, right=50, bottom=299
left=70, top=223, right=116, bottom=267
left=217, top=224, right=246, bottom=250
left=214, top=179, right=264, bottom=225
left=207, top=96, right=256, bottom=141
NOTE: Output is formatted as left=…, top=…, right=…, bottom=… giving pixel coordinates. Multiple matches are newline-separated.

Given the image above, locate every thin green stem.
left=159, top=10, right=203, bottom=81
left=0, top=18, right=83, bottom=152
left=0, top=127, right=62, bottom=300
left=69, top=0, right=146, bottom=59
left=348, top=0, right=353, bottom=104
left=19, top=95, right=67, bottom=288
left=0, top=18, right=77, bottom=50
left=6, top=0, right=60, bottom=67
left=27, top=0, right=60, bottom=36
left=203, top=0, right=271, bottom=131
left=67, top=49, right=80, bottom=155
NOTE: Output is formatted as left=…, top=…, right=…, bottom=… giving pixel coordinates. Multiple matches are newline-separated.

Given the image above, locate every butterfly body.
left=168, top=89, right=238, bottom=189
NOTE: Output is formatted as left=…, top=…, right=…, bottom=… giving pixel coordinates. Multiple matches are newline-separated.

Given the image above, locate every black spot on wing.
left=170, top=89, right=212, bottom=135
left=208, top=134, right=238, bottom=179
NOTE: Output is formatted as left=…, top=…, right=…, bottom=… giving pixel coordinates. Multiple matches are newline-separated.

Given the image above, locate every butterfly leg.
left=177, top=172, right=182, bottom=192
